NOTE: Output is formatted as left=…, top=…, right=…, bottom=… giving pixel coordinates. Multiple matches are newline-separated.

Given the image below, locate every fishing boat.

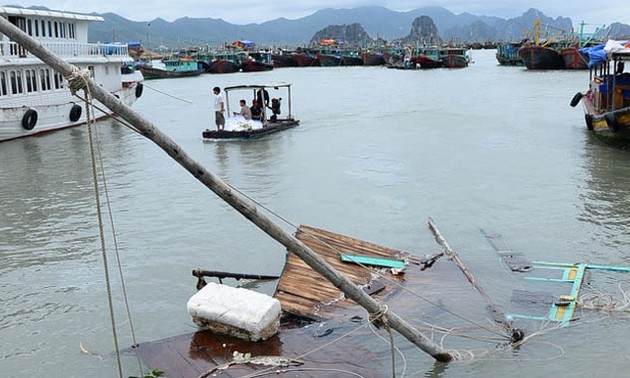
left=340, top=51, right=364, bottom=66
left=0, top=6, right=144, bottom=142
left=495, top=41, right=525, bottom=66
left=440, top=47, right=470, bottom=68
left=316, top=51, right=342, bottom=67
left=270, top=51, right=297, bottom=68
left=571, top=41, right=630, bottom=145
left=292, top=50, right=320, bottom=67
left=202, top=83, right=299, bottom=140
left=240, top=52, right=274, bottom=72
left=410, top=47, right=443, bottom=68
left=561, top=22, right=606, bottom=70
left=135, top=56, right=204, bottom=80
left=517, top=18, right=566, bottom=70
left=207, top=50, right=243, bottom=74
left=361, top=50, right=386, bottom=66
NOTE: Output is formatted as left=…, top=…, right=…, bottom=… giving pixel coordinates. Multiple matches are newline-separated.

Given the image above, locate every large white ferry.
left=0, top=7, right=144, bottom=142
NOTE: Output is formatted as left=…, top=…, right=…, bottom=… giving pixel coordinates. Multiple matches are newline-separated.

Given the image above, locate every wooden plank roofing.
left=274, top=225, right=408, bottom=320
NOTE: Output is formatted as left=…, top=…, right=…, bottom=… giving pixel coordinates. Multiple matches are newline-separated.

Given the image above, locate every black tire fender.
left=570, top=92, right=583, bottom=107
left=585, top=114, right=593, bottom=130
left=135, top=82, right=144, bottom=98
left=605, top=112, right=619, bottom=132
left=22, top=108, right=38, bottom=130
left=69, top=104, right=82, bottom=122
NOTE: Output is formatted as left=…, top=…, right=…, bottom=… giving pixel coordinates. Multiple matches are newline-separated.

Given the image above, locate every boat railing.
left=0, top=41, right=130, bottom=58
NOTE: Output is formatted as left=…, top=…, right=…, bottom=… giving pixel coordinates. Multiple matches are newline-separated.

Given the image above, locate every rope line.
left=70, top=68, right=144, bottom=377
left=82, top=84, right=124, bottom=378
left=92, top=115, right=145, bottom=375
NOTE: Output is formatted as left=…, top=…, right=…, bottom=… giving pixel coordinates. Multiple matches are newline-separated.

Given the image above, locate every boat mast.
left=0, top=17, right=453, bottom=362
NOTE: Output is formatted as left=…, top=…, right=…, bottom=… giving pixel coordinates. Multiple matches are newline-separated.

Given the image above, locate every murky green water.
left=2, top=50, right=630, bottom=377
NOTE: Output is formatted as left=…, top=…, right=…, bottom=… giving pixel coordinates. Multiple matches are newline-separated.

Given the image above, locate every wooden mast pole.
left=0, top=18, right=452, bottom=362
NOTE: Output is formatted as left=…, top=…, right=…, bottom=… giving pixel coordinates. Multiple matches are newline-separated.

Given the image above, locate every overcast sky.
left=10, top=1, right=628, bottom=30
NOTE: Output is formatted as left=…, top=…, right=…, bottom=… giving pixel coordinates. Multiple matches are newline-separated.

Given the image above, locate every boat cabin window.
left=34, top=19, right=39, bottom=37
left=41, top=20, right=46, bottom=37
left=39, top=68, right=51, bottom=91
left=27, top=19, right=32, bottom=36
left=68, top=23, right=75, bottom=39
left=9, top=70, right=23, bottom=95
left=53, top=71, right=64, bottom=89
left=25, top=69, right=37, bottom=93
left=48, top=21, right=52, bottom=38
left=0, top=72, right=7, bottom=96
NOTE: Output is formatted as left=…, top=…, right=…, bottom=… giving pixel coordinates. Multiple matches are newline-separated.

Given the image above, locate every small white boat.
left=202, top=83, right=299, bottom=140
left=0, top=6, right=144, bottom=142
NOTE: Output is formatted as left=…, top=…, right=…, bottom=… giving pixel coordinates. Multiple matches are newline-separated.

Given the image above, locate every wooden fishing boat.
left=207, top=51, right=242, bottom=74
left=340, top=52, right=363, bottom=66
left=292, top=51, right=320, bottom=67
left=561, top=21, right=606, bottom=70
left=316, top=52, right=341, bottom=67
left=517, top=18, right=567, bottom=70
left=240, top=52, right=274, bottom=72
left=496, top=42, right=525, bottom=66
left=136, top=57, right=204, bottom=80
left=440, top=47, right=470, bottom=68
left=410, top=47, right=443, bottom=68
left=270, top=52, right=297, bottom=68
left=362, top=51, right=386, bottom=66
left=561, top=46, right=590, bottom=69
left=518, top=44, right=565, bottom=69
left=571, top=45, right=630, bottom=145
left=202, top=83, right=299, bottom=140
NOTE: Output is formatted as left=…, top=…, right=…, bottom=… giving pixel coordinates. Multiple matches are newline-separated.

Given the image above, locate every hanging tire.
left=585, top=114, right=593, bottom=130
left=22, top=109, right=38, bottom=130
left=135, top=82, right=144, bottom=98
left=605, top=113, right=619, bottom=132
left=69, top=104, right=82, bottom=122
left=570, top=92, right=583, bottom=107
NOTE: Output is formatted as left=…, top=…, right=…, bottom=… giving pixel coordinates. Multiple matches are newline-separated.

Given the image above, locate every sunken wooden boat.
left=133, top=225, right=453, bottom=377
left=202, top=83, right=299, bottom=140
left=571, top=44, right=630, bottom=145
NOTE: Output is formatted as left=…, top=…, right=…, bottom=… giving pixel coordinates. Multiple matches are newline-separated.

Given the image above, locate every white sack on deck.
left=224, top=115, right=264, bottom=131
left=187, top=282, right=281, bottom=341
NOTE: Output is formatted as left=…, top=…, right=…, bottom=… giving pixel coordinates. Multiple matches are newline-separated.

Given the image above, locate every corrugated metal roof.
left=0, top=7, right=103, bottom=21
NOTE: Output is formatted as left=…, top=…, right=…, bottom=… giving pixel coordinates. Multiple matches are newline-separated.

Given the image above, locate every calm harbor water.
left=2, top=49, right=630, bottom=377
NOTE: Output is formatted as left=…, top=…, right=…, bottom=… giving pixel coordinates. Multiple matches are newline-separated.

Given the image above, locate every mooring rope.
left=368, top=302, right=397, bottom=377
left=81, top=84, right=124, bottom=378
left=69, top=68, right=144, bottom=377
left=90, top=108, right=145, bottom=372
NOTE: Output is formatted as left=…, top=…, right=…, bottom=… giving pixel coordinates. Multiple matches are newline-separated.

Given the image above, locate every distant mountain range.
left=22, top=5, right=630, bottom=48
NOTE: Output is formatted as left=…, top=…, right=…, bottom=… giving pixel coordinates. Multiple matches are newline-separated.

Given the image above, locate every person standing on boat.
left=213, top=86, right=225, bottom=130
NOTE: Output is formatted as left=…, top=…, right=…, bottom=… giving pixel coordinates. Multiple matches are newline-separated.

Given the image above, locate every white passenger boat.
left=0, top=6, right=144, bottom=142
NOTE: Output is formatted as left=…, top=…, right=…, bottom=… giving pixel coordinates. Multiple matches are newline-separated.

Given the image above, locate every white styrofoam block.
left=187, top=282, right=281, bottom=341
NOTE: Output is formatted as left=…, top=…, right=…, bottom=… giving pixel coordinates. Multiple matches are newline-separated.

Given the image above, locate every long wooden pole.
left=428, top=218, right=523, bottom=342
left=0, top=18, right=452, bottom=362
